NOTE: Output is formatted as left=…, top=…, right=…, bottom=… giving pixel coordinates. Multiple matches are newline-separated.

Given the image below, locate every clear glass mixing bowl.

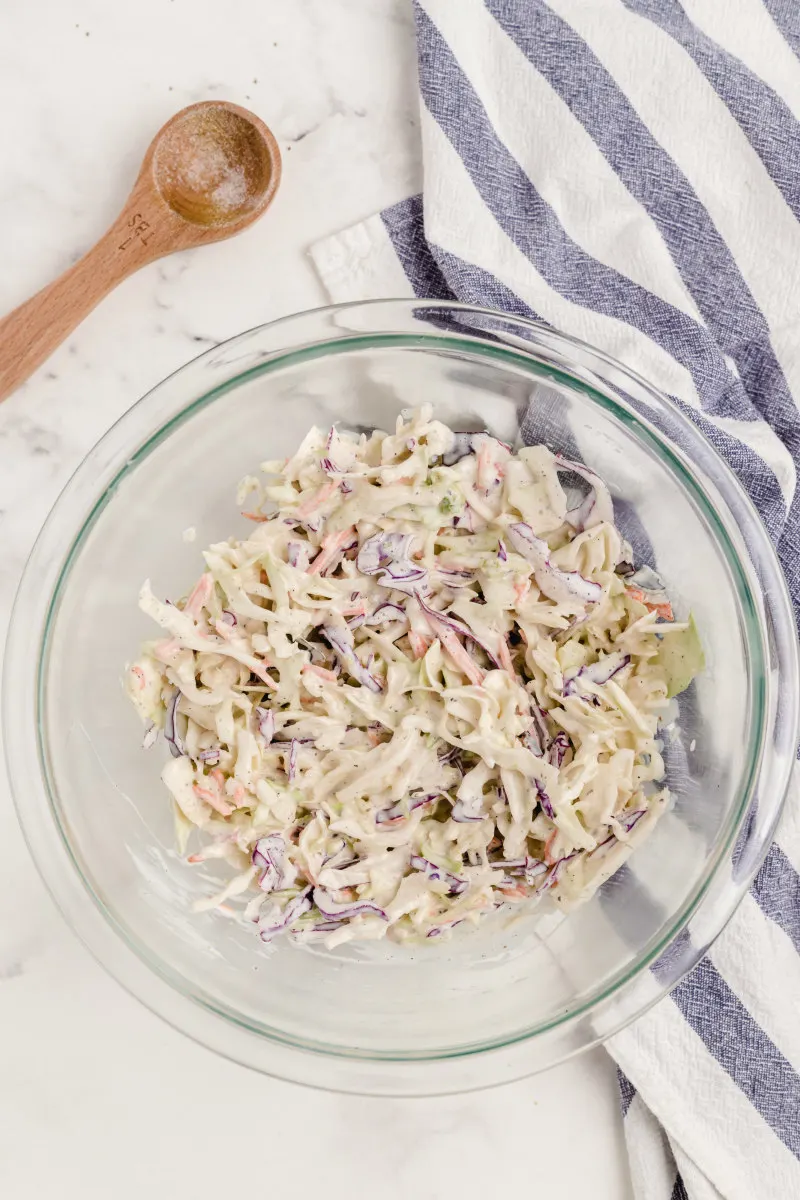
left=4, top=301, right=797, bottom=1095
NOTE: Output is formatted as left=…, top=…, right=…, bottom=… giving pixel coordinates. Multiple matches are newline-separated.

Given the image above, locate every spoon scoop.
left=0, top=100, right=281, bottom=404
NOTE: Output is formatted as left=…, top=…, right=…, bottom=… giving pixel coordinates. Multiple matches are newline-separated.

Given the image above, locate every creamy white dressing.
left=126, top=406, right=702, bottom=946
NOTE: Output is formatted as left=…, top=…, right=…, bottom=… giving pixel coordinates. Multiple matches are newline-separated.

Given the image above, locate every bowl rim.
left=4, top=299, right=797, bottom=1089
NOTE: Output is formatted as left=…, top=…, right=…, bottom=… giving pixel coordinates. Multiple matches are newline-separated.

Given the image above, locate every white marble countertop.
left=0, top=3, right=631, bottom=1195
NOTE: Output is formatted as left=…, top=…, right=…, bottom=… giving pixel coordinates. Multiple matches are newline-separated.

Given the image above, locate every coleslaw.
left=126, top=406, right=703, bottom=947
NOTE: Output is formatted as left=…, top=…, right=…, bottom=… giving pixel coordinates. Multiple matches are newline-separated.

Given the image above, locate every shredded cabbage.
left=126, top=406, right=702, bottom=947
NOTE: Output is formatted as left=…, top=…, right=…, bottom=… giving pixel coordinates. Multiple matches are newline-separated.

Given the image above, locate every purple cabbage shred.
left=252, top=834, right=287, bottom=894
left=409, top=854, right=468, bottom=895
left=563, top=652, right=631, bottom=698
left=321, top=625, right=383, bottom=692
left=536, top=780, right=556, bottom=820
left=312, top=887, right=388, bottom=922
left=258, top=887, right=312, bottom=942
left=255, top=706, right=275, bottom=746
left=375, top=792, right=439, bottom=825
left=507, top=523, right=602, bottom=605
left=287, top=738, right=299, bottom=782
left=547, top=732, right=570, bottom=768
left=164, top=689, right=185, bottom=758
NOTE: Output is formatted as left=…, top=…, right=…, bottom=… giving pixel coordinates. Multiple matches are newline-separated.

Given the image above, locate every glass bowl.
left=4, top=301, right=797, bottom=1096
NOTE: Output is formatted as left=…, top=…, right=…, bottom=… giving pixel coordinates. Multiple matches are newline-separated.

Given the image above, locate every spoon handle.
left=0, top=190, right=169, bottom=404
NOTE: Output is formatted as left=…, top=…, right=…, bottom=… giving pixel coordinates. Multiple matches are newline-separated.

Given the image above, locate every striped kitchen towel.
left=310, top=2, right=800, bottom=1197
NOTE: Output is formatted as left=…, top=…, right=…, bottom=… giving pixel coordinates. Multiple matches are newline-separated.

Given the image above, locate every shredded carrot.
left=513, top=578, right=531, bottom=605
left=497, top=636, right=515, bottom=676
left=409, top=630, right=431, bottom=660
left=544, top=829, right=558, bottom=865
left=184, top=573, right=213, bottom=619
left=302, top=663, right=338, bottom=682
left=252, top=663, right=277, bottom=689
left=199, top=768, right=238, bottom=815
left=626, top=585, right=673, bottom=621
left=131, top=665, right=146, bottom=690
left=193, top=783, right=234, bottom=817
left=498, top=882, right=528, bottom=900
left=436, top=627, right=485, bottom=686
left=341, top=602, right=367, bottom=618
left=367, top=727, right=383, bottom=747
left=153, top=638, right=181, bottom=664
left=307, top=526, right=355, bottom=576
left=242, top=511, right=268, bottom=522
left=476, top=441, right=493, bottom=491
left=297, top=480, right=337, bottom=517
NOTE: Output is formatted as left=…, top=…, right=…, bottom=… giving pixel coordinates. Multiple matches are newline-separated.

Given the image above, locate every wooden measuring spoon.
left=0, top=100, right=281, bottom=403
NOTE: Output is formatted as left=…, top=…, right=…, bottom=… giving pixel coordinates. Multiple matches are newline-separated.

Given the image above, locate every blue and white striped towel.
left=310, top=2, right=800, bottom=1197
